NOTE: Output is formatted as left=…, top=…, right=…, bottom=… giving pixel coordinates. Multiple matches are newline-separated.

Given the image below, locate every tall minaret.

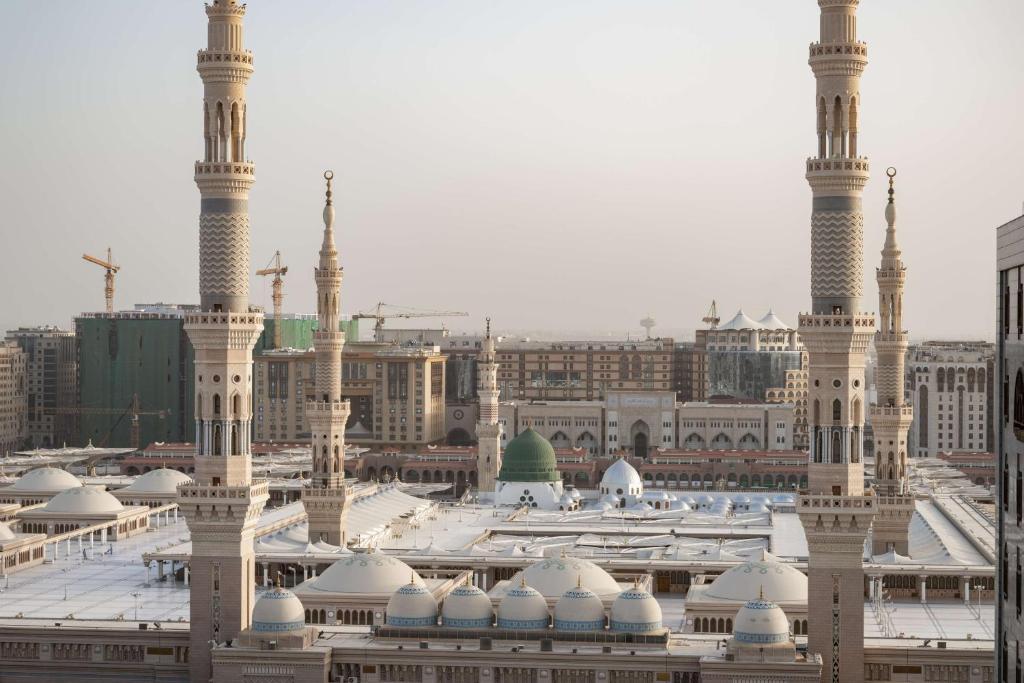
left=795, top=2, right=876, bottom=682
left=476, top=319, right=502, bottom=493
left=177, top=2, right=268, bottom=681
left=870, top=168, right=915, bottom=555
left=302, top=171, right=352, bottom=545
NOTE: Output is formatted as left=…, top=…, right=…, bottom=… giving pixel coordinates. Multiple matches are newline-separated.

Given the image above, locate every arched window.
left=832, top=431, right=842, bottom=464
left=968, top=368, right=976, bottom=392
left=231, top=393, right=240, bottom=418
left=213, top=393, right=222, bottom=416
left=979, top=369, right=986, bottom=393
left=1014, top=370, right=1024, bottom=434
left=937, top=368, right=945, bottom=393
left=832, top=399, right=842, bottom=422
left=817, top=97, right=827, bottom=157
left=918, top=385, right=929, bottom=448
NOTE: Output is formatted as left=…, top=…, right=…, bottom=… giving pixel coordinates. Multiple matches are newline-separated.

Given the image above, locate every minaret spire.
left=870, top=167, right=915, bottom=552
left=476, top=317, right=502, bottom=495
left=796, top=2, right=876, bottom=681
left=177, top=2, right=268, bottom=681
left=303, top=170, right=352, bottom=545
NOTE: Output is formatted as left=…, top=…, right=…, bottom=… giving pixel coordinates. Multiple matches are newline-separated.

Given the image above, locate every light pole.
left=130, top=591, right=142, bottom=621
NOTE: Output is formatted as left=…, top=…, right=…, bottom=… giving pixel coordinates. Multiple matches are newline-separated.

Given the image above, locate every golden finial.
left=759, top=584, right=764, bottom=600
left=886, top=167, right=896, bottom=204
left=576, top=574, right=582, bottom=589
left=324, top=169, right=334, bottom=206
left=486, top=317, right=491, bottom=339
left=520, top=575, right=527, bottom=588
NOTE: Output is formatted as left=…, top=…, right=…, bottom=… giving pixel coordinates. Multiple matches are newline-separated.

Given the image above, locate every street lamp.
left=130, top=591, right=142, bottom=621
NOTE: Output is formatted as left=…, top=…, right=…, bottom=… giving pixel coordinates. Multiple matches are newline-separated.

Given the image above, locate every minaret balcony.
left=195, top=161, right=255, bottom=177
left=798, top=313, right=875, bottom=329
left=197, top=49, right=254, bottom=65
left=808, top=42, right=868, bottom=77
left=809, top=41, right=867, bottom=58
left=197, top=50, right=254, bottom=83
left=869, top=404, right=913, bottom=419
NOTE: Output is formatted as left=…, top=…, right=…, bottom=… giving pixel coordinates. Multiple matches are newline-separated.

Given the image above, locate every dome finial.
left=759, top=584, right=764, bottom=600
left=886, top=166, right=896, bottom=205
left=576, top=574, right=582, bottom=589
left=486, top=317, right=491, bottom=339
left=324, top=169, right=334, bottom=206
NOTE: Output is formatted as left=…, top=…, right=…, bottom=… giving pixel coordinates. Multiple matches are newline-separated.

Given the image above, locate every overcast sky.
left=0, top=1, right=1020, bottom=341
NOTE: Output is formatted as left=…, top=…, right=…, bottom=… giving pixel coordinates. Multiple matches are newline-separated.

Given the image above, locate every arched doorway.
left=447, top=428, right=472, bottom=446
left=630, top=420, right=650, bottom=459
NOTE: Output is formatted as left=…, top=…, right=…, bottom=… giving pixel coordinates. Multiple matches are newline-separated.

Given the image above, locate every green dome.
left=499, top=428, right=559, bottom=482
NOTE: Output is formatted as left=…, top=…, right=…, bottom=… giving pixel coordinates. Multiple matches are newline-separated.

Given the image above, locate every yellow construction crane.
left=256, top=251, right=288, bottom=349
left=701, top=300, right=720, bottom=329
left=353, top=302, right=469, bottom=342
left=82, top=248, right=120, bottom=314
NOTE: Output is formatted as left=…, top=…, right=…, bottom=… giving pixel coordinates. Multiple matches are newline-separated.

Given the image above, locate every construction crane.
left=44, top=393, right=170, bottom=455
left=701, top=300, right=720, bottom=329
left=353, top=303, right=469, bottom=342
left=256, top=251, right=288, bottom=349
left=82, top=248, right=120, bottom=314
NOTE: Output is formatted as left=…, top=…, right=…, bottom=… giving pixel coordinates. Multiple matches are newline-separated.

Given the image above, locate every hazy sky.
left=1, top=1, right=1020, bottom=341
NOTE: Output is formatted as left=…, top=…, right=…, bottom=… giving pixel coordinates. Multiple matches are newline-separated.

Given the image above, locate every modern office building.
left=997, top=211, right=1024, bottom=681
left=908, top=341, right=994, bottom=457
left=0, top=341, right=27, bottom=456
left=5, top=327, right=77, bottom=447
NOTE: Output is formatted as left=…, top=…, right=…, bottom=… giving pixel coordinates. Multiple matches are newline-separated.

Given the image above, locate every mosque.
left=0, top=1, right=997, bottom=682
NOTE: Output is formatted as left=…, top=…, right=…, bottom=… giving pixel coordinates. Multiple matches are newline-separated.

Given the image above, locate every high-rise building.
left=672, top=341, right=706, bottom=403
left=5, top=327, right=77, bottom=447
left=175, top=2, right=268, bottom=681
left=908, top=341, right=994, bottom=457
left=0, top=341, right=27, bottom=456
left=795, top=2, right=875, bottom=681
left=996, top=208, right=1024, bottom=682
left=868, top=171, right=915, bottom=556
left=75, top=306, right=196, bottom=448
left=302, top=172, right=352, bottom=545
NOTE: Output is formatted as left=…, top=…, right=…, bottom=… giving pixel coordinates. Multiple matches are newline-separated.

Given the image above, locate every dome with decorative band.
left=309, top=549, right=422, bottom=595
left=507, top=554, right=621, bottom=598
left=610, top=584, right=662, bottom=633
left=441, top=584, right=493, bottom=629
left=497, top=582, right=549, bottom=630
left=386, top=581, right=437, bottom=627
left=553, top=584, right=605, bottom=632
left=10, top=467, right=81, bottom=492
left=705, top=550, right=806, bottom=603
left=732, top=598, right=791, bottom=644
left=251, top=586, right=306, bottom=633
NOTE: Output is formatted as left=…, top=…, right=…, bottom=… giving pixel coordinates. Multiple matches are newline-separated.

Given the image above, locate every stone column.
left=919, top=576, right=927, bottom=604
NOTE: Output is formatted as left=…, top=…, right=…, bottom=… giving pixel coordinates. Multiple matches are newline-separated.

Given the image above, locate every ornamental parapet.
left=806, top=157, right=870, bottom=175
left=179, top=479, right=269, bottom=500
left=198, top=49, right=254, bottom=65
left=868, top=405, right=913, bottom=418
left=875, top=495, right=915, bottom=507
left=798, top=313, right=875, bottom=329
left=809, top=41, right=867, bottom=58
left=195, top=161, right=255, bottom=177
left=302, top=486, right=350, bottom=499
left=306, top=399, right=350, bottom=413
left=798, top=494, right=874, bottom=511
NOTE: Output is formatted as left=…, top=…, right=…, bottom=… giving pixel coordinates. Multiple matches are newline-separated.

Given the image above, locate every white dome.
left=497, top=582, right=549, bottom=629
left=441, top=584, right=493, bottom=628
left=569, top=488, right=582, bottom=499
left=600, top=458, right=643, bottom=496
left=610, top=585, right=663, bottom=633
left=10, top=467, right=81, bottom=492
left=252, top=587, right=306, bottom=633
left=642, top=490, right=670, bottom=501
left=554, top=585, right=605, bottom=631
left=122, top=468, right=192, bottom=494
left=733, top=598, right=791, bottom=644
left=309, top=550, right=422, bottom=595
left=600, top=494, right=621, bottom=506
left=0, top=523, right=15, bottom=542
left=509, top=556, right=621, bottom=598
left=386, top=582, right=437, bottom=627
left=706, top=552, right=807, bottom=603
left=44, top=487, right=124, bottom=515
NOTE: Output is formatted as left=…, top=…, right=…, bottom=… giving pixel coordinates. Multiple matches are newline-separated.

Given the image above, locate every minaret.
left=302, top=171, right=352, bottom=545
left=177, top=2, right=267, bottom=681
left=795, top=2, right=875, bottom=682
left=870, top=168, right=915, bottom=555
left=476, top=318, right=502, bottom=493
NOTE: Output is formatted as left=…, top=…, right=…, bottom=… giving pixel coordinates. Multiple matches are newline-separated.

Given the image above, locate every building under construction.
left=75, top=306, right=358, bottom=449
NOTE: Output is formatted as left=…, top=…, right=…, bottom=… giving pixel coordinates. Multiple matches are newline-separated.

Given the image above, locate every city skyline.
left=1, top=0, right=1019, bottom=339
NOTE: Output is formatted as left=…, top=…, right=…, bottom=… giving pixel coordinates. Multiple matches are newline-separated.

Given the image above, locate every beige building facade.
left=254, top=342, right=446, bottom=447
left=0, top=341, right=28, bottom=457
left=496, top=393, right=795, bottom=458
